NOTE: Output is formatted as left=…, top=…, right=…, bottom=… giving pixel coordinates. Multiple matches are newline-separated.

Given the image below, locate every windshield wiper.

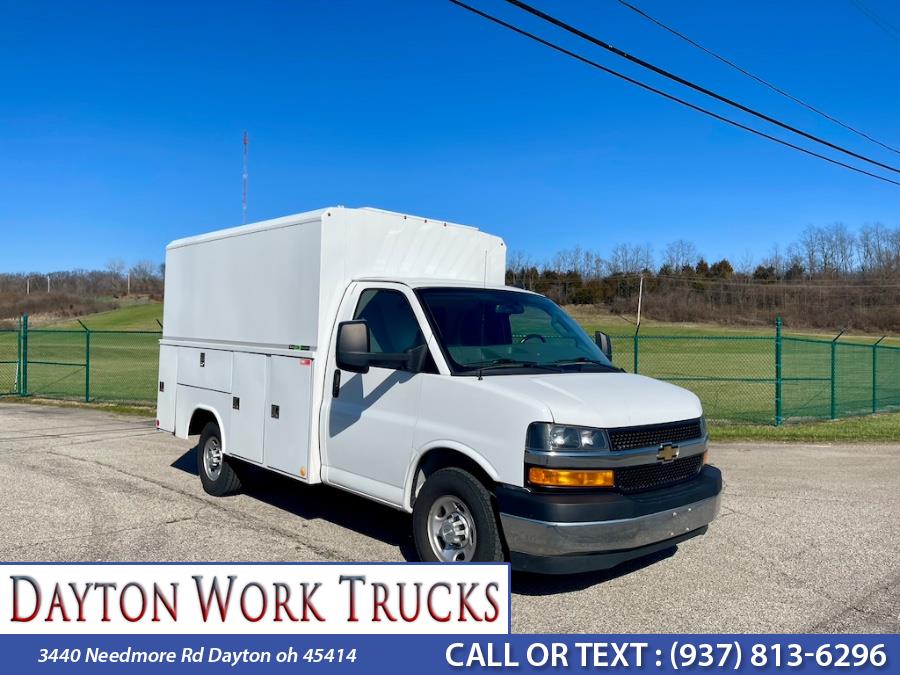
left=464, top=358, right=562, bottom=378
left=549, top=357, right=624, bottom=372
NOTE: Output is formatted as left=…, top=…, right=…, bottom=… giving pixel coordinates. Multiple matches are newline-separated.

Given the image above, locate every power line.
left=501, top=0, right=900, bottom=176
left=614, top=0, right=900, bottom=156
left=849, top=0, right=900, bottom=42
left=448, top=0, right=900, bottom=187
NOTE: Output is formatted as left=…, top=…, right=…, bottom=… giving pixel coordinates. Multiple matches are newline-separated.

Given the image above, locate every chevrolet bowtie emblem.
left=657, top=443, right=679, bottom=463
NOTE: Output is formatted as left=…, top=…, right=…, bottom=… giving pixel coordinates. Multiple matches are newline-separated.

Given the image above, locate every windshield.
left=416, top=287, right=614, bottom=374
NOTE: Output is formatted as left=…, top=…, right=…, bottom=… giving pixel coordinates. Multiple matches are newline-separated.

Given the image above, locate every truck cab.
left=157, top=207, right=721, bottom=574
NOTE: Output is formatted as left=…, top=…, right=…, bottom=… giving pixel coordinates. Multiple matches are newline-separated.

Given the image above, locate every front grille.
left=607, top=419, right=703, bottom=451
left=615, top=454, right=703, bottom=493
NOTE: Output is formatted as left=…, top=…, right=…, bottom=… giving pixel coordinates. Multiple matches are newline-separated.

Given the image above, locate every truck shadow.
left=510, top=546, right=677, bottom=596
left=173, top=447, right=676, bottom=594
left=172, top=448, right=419, bottom=562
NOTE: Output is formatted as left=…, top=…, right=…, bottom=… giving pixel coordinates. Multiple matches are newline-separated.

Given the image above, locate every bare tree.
left=662, top=240, right=699, bottom=273
left=106, top=259, right=126, bottom=277
left=609, top=243, right=653, bottom=274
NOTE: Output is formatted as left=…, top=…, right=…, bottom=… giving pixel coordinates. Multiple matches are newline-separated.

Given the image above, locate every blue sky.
left=1, top=0, right=898, bottom=272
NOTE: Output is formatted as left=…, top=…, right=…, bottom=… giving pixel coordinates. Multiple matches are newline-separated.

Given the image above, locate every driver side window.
left=354, top=289, right=431, bottom=370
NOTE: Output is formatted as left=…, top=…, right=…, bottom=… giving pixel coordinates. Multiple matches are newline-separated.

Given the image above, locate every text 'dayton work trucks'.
left=157, top=207, right=722, bottom=573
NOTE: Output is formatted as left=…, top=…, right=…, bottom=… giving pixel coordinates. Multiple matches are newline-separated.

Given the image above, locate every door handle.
left=332, top=369, right=341, bottom=398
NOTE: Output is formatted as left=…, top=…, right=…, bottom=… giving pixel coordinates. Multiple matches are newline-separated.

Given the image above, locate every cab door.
left=322, top=284, right=436, bottom=506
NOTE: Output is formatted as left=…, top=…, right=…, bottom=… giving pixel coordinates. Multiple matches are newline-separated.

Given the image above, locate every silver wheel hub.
left=428, top=496, right=477, bottom=562
left=203, top=437, right=222, bottom=480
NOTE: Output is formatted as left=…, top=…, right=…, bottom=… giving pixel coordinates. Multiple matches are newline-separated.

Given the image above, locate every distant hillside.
left=48, top=301, right=163, bottom=330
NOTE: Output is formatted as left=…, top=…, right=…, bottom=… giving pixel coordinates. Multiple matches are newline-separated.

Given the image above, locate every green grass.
left=710, top=411, right=900, bottom=442
left=48, top=300, right=163, bottom=330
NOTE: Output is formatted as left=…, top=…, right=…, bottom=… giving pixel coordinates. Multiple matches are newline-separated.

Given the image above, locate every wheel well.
left=410, top=448, right=494, bottom=508
left=187, top=408, right=217, bottom=436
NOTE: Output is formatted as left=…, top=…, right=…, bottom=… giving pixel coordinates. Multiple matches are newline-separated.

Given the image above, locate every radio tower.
left=242, top=131, right=249, bottom=224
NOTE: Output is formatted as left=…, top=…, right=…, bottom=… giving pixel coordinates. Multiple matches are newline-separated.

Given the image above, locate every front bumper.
left=497, top=465, right=722, bottom=574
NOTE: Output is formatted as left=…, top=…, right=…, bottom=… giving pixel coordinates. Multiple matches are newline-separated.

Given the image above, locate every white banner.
left=0, top=563, right=510, bottom=634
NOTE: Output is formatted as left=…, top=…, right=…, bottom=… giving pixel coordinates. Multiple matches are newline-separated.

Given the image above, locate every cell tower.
left=242, top=131, right=249, bottom=224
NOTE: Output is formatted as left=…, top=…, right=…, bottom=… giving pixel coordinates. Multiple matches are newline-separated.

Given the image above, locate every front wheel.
left=413, top=467, right=504, bottom=563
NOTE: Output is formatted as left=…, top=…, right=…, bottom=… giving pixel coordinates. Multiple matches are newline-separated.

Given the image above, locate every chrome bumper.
left=500, top=493, right=721, bottom=557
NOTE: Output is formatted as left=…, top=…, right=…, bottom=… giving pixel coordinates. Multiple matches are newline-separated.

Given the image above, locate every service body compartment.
left=264, top=356, right=314, bottom=479
left=229, top=352, right=267, bottom=464
left=177, top=347, right=232, bottom=393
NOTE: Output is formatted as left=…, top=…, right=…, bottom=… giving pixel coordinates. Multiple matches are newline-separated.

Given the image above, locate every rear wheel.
left=197, top=421, right=242, bottom=496
left=413, top=467, right=504, bottom=563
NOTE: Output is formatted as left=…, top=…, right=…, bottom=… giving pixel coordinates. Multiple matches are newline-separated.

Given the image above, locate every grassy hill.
left=47, top=300, right=163, bottom=331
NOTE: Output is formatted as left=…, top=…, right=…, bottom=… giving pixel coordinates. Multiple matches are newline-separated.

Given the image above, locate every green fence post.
left=830, top=329, right=844, bottom=420
left=774, top=316, right=783, bottom=426
left=872, top=336, right=886, bottom=413
left=78, top=320, right=91, bottom=402
left=633, top=326, right=640, bottom=374
left=20, top=314, right=28, bottom=396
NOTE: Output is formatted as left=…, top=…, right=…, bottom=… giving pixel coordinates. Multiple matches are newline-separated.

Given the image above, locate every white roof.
left=166, top=206, right=481, bottom=250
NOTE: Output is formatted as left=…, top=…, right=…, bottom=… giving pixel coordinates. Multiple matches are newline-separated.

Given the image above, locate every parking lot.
left=0, top=401, right=897, bottom=633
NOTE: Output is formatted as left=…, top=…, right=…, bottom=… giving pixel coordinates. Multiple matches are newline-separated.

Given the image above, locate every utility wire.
left=448, top=0, right=900, bottom=187
left=615, top=0, right=900, bottom=156
left=501, top=0, right=900, bottom=175
left=849, top=0, right=900, bottom=42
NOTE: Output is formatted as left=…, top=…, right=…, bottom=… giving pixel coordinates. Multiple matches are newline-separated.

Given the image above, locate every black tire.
left=413, top=467, right=504, bottom=563
left=197, top=421, right=242, bottom=496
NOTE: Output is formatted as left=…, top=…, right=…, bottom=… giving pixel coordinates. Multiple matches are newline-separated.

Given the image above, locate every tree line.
left=0, top=261, right=164, bottom=324
left=507, top=223, right=900, bottom=331
left=0, top=260, right=164, bottom=298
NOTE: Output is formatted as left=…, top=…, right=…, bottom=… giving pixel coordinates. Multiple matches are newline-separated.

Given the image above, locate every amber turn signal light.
left=528, top=467, right=615, bottom=487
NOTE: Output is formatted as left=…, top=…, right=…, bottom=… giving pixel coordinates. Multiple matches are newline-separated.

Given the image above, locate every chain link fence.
left=1, top=315, right=897, bottom=424
left=5, top=316, right=162, bottom=405
left=608, top=319, right=900, bottom=424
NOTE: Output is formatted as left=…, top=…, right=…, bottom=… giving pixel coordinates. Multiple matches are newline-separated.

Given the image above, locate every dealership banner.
left=0, top=563, right=510, bottom=634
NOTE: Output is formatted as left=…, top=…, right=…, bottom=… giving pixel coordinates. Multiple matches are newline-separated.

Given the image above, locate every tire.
left=197, top=421, right=242, bottom=496
left=413, top=467, right=504, bottom=563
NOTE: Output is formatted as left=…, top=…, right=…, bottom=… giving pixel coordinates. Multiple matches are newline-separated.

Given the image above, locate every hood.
left=479, top=372, right=703, bottom=428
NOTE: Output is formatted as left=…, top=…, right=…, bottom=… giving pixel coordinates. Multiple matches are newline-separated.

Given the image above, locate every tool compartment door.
left=229, top=352, right=267, bottom=463
left=264, top=355, right=313, bottom=479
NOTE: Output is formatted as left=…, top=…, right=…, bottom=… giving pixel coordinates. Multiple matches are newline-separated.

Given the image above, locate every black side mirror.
left=336, top=320, right=371, bottom=373
left=594, top=331, right=613, bottom=361
left=336, top=320, right=428, bottom=374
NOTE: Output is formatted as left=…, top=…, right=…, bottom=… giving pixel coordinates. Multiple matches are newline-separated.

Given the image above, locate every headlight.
left=527, top=422, right=608, bottom=452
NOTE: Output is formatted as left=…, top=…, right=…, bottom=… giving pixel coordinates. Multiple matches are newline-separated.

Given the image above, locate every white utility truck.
left=157, top=206, right=721, bottom=573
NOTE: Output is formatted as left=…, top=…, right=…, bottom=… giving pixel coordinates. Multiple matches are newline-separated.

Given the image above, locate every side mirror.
left=594, top=331, right=613, bottom=361
left=336, top=320, right=428, bottom=374
left=336, top=320, right=372, bottom=373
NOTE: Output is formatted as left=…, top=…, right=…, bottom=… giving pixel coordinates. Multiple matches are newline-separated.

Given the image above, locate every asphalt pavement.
left=0, top=402, right=897, bottom=632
